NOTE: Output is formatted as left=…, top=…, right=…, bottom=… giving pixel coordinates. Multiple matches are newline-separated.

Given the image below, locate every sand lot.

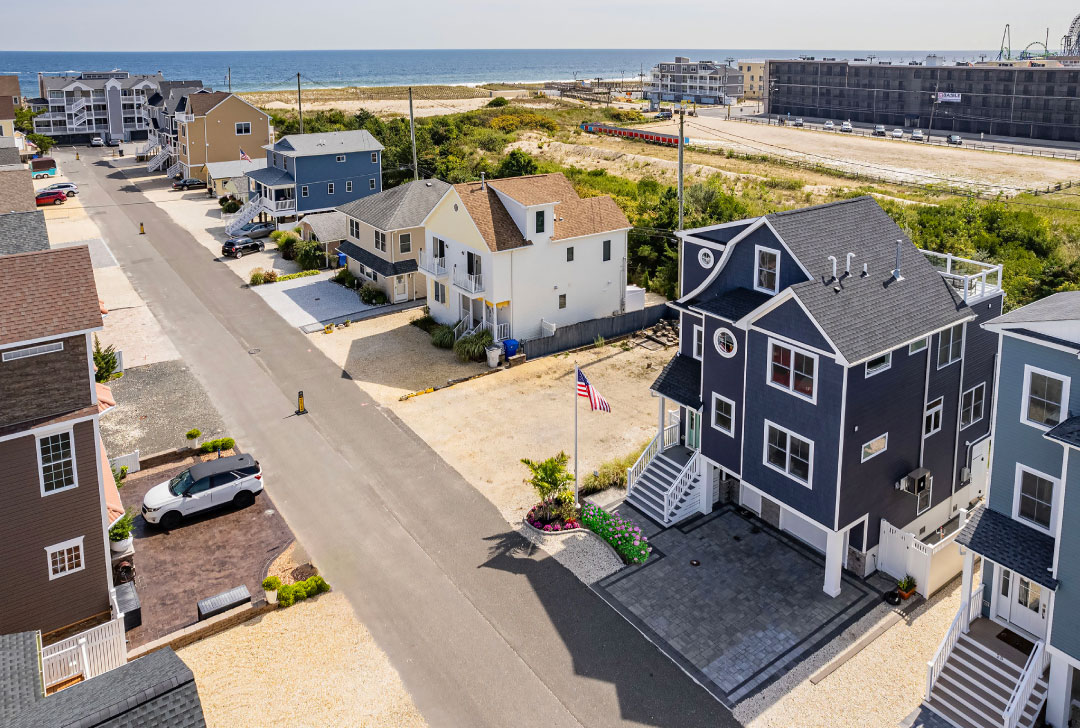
left=178, top=592, right=426, bottom=728
left=262, top=97, right=493, bottom=118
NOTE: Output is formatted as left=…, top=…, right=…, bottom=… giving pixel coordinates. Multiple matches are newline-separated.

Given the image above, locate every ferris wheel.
left=1065, top=12, right=1080, bottom=55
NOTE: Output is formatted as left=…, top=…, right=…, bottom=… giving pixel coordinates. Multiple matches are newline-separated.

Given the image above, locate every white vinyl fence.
left=878, top=512, right=967, bottom=598
left=40, top=617, right=127, bottom=689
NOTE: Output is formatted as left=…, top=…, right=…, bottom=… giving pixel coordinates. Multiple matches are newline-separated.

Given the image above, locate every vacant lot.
left=240, top=85, right=503, bottom=118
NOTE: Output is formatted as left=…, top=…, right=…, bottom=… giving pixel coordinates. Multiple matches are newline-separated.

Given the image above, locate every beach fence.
left=521, top=303, right=672, bottom=359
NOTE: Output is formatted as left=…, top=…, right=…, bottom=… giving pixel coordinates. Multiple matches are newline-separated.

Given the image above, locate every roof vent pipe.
left=480, top=172, right=486, bottom=190
left=827, top=255, right=837, bottom=281
left=892, top=239, right=904, bottom=281
left=845, top=252, right=855, bottom=276
left=862, top=262, right=868, bottom=277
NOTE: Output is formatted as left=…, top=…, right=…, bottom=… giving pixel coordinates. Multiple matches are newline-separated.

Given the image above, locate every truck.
left=29, top=157, right=58, bottom=179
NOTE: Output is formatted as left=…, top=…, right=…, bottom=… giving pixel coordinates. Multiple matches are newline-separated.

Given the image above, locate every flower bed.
left=526, top=501, right=580, bottom=533
left=580, top=503, right=651, bottom=564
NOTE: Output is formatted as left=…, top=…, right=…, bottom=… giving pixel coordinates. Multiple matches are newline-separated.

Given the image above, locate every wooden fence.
left=521, top=303, right=672, bottom=359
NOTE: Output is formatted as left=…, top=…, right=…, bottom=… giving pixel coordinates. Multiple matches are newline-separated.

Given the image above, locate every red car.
left=35, top=190, right=67, bottom=206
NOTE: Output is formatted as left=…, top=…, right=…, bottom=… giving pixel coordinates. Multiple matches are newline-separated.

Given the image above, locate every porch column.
left=823, top=528, right=844, bottom=598
left=960, top=549, right=975, bottom=633
left=1046, top=652, right=1072, bottom=728
left=657, top=396, right=666, bottom=439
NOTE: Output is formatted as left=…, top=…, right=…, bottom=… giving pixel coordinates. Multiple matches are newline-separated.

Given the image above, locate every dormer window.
left=755, top=246, right=779, bottom=294
left=535, top=211, right=545, bottom=234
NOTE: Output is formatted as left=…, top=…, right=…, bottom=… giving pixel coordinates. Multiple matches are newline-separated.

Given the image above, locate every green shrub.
left=269, top=230, right=287, bottom=244
left=263, top=269, right=279, bottom=283
left=277, top=232, right=299, bottom=260
left=273, top=574, right=331, bottom=608
left=579, top=441, right=649, bottom=496
left=249, top=268, right=266, bottom=286
left=486, top=96, right=510, bottom=108
left=200, top=441, right=216, bottom=453
left=108, top=510, right=135, bottom=542
left=93, top=335, right=121, bottom=383
left=111, top=464, right=128, bottom=489
left=218, top=195, right=231, bottom=207
left=277, top=270, right=319, bottom=282
left=310, top=575, right=331, bottom=594
left=580, top=503, right=651, bottom=564
left=333, top=267, right=358, bottom=288
left=220, top=437, right=236, bottom=450
left=262, top=576, right=282, bottom=591
left=410, top=314, right=438, bottom=333
left=291, top=584, right=308, bottom=602
left=185, top=429, right=201, bottom=442
left=222, top=199, right=241, bottom=214
left=358, top=282, right=388, bottom=305
left=453, top=329, right=494, bottom=362
left=431, top=325, right=455, bottom=349
left=293, top=238, right=323, bottom=270
left=276, top=584, right=296, bottom=607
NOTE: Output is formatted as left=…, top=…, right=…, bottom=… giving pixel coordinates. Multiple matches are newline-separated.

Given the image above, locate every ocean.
left=0, top=49, right=994, bottom=97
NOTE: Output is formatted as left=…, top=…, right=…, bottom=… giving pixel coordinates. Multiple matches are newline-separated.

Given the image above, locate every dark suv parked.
left=221, top=236, right=265, bottom=258
left=173, top=178, right=207, bottom=191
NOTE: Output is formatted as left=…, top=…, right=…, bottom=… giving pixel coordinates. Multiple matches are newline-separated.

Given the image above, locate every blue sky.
left=5, top=1, right=1077, bottom=52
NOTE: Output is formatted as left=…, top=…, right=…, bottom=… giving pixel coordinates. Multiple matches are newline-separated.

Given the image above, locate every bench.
left=197, top=585, right=251, bottom=621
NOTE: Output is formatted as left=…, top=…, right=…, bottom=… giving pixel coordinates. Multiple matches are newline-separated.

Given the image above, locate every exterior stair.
left=165, top=161, right=182, bottom=178
left=147, top=147, right=170, bottom=172
left=925, top=633, right=1047, bottom=728
left=625, top=450, right=702, bottom=525
left=224, top=197, right=263, bottom=236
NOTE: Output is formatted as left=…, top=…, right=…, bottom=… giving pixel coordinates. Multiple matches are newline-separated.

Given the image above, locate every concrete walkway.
left=70, top=147, right=730, bottom=728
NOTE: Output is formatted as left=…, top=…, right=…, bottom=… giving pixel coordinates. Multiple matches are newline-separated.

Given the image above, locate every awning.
left=956, top=505, right=1057, bottom=590
left=650, top=354, right=702, bottom=409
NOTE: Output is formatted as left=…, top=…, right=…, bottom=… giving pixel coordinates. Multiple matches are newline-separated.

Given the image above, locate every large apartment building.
left=645, top=57, right=743, bottom=105
left=767, top=57, right=1080, bottom=142
left=28, top=70, right=162, bottom=144
left=738, top=61, right=769, bottom=100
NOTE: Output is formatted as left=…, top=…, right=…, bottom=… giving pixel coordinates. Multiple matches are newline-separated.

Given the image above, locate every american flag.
left=240, top=148, right=251, bottom=162
left=577, top=369, right=611, bottom=412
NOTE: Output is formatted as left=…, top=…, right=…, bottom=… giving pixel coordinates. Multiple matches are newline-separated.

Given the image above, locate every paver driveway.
left=595, top=504, right=890, bottom=706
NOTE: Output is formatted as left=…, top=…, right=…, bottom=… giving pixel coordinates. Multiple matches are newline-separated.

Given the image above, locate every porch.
left=40, top=615, right=128, bottom=694
left=453, top=296, right=511, bottom=342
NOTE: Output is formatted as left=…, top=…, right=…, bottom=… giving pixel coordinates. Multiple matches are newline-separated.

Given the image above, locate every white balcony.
left=452, top=270, right=484, bottom=295
left=175, top=111, right=195, bottom=123
left=262, top=197, right=296, bottom=214
left=417, top=251, right=447, bottom=278
left=40, top=616, right=127, bottom=692
left=921, top=250, right=1003, bottom=304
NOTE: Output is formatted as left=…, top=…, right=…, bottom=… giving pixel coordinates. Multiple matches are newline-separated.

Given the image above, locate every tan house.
left=0, top=96, right=16, bottom=138
left=337, top=179, right=452, bottom=303
left=175, top=91, right=271, bottom=182
left=738, top=61, right=768, bottom=100
left=0, top=74, right=22, bottom=107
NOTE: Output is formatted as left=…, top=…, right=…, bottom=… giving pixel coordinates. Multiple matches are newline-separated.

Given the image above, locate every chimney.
left=892, top=239, right=904, bottom=281
left=480, top=172, right=486, bottom=190
left=827, top=255, right=837, bottom=281
left=845, top=252, right=855, bottom=276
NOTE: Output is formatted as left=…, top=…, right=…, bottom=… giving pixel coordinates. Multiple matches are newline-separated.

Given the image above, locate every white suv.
left=142, top=454, right=263, bottom=529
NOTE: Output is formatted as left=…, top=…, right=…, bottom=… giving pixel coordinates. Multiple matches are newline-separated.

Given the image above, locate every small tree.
left=185, top=429, right=201, bottom=446
left=521, top=452, right=574, bottom=519
left=495, top=149, right=538, bottom=179
left=27, top=133, right=56, bottom=154
left=92, top=335, right=121, bottom=383
left=486, top=96, right=510, bottom=108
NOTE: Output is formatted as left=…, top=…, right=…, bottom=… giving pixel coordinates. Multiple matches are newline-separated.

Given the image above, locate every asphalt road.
left=65, top=147, right=732, bottom=728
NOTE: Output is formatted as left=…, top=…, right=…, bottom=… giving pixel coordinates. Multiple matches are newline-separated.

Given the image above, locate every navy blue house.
left=226, top=129, right=383, bottom=235
left=626, top=196, right=1004, bottom=597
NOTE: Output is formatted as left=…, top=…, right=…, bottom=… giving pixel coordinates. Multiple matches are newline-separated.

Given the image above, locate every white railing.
left=662, top=420, right=680, bottom=449
left=627, top=432, right=662, bottom=496
left=925, top=587, right=983, bottom=700
left=662, top=454, right=700, bottom=524
left=147, top=147, right=170, bottom=172
left=41, top=617, right=126, bottom=689
left=484, top=320, right=510, bottom=341
left=540, top=319, right=557, bottom=337
left=224, top=197, right=264, bottom=235
left=453, top=270, right=484, bottom=294
left=175, top=111, right=195, bottom=123
left=452, top=317, right=471, bottom=340
left=265, top=197, right=296, bottom=213
left=921, top=250, right=1003, bottom=304
left=418, top=252, right=447, bottom=277
left=165, top=161, right=182, bottom=178
left=1004, top=640, right=1050, bottom=728
left=70, top=97, right=88, bottom=113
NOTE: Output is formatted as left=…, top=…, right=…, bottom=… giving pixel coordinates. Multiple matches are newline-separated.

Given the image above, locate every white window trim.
left=692, top=324, right=704, bottom=361
left=936, top=324, right=964, bottom=370
left=1019, top=364, right=1070, bottom=432
left=45, top=536, right=85, bottom=580
left=909, top=337, right=929, bottom=354
left=369, top=178, right=376, bottom=190
left=346, top=181, right=353, bottom=193
left=860, top=433, right=888, bottom=462
left=2, top=341, right=64, bottom=362
left=336, top=154, right=346, bottom=162
left=864, top=351, right=892, bottom=378
left=960, top=382, right=986, bottom=430
left=766, top=338, right=818, bottom=405
left=400, top=233, right=411, bottom=254
left=235, top=122, right=251, bottom=135
left=711, top=393, right=736, bottom=436
left=370, top=152, right=378, bottom=164
left=36, top=427, right=78, bottom=497
left=713, top=328, right=737, bottom=358
left=301, top=185, right=309, bottom=198
left=327, top=182, right=335, bottom=195
left=754, top=244, right=780, bottom=295
left=924, top=397, right=944, bottom=438
left=1012, top=462, right=1059, bottom=536
left=763, top=419, right=814, bottom=488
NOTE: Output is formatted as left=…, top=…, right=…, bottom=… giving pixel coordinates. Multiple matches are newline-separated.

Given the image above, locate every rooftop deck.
left=921, top=250, right=1003, bottom=304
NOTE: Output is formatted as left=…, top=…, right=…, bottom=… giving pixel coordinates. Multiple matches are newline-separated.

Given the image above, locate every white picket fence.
left=40, top=617, right=127, bottom=689
left=878, top=513, right=966, bottom=597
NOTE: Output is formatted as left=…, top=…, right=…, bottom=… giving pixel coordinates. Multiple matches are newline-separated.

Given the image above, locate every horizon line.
left=0, top=47, right=995, bottom=54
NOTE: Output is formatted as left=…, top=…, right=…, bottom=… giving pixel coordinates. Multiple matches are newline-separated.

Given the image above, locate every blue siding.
left=1050, top=447, right=1080, bottom=661
left=680, top=240, right=722, bottom=297
left=741, top=329, right=843, bottom=528
left=679, top=312, right=703, bottom=359
left=700, top=317, right=745, bottom=475
left=294, top=153, right=381, bottom=213
left=956, top=296, right=1002, bottom=486
left=922, top=324, right=965, bottom=502
left=703, top=226, right=809, bottom=299
left=754, top=298, right=834, bottom=353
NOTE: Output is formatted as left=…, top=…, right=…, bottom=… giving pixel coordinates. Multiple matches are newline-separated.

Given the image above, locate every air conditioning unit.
left=897, top=467, right=931, bottom=495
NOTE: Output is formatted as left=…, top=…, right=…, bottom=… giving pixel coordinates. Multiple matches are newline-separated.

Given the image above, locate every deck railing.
left=453, top=270, right=484, bottom=294
left=925, top=587, right=982, bottom=700
left=417, top=252, right=446, bottom=277
left=627, top=421, right=681, bottom=496
left=662, top=454, right=700, bottom=524
left=41, top=617, right=126, bottom=690
left=1004, top=640, right=1051, bottom=728
left=921, top=250, right=1003, bottom=304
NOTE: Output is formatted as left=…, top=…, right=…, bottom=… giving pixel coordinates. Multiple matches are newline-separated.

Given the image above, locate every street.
left=65, top=146, right=732, bottom=728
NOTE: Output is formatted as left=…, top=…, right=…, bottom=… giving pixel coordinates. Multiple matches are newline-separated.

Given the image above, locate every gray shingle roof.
left=336, top=179, right=450, bottom=231
left=956, top=505, right=1058, bottom=590
left=39, top=71, right=164, bottom=91
left=689, top=287, right=771, bottom=321
left=990, top=291, right=1080, bottom=326
left=302, top=211, right=347, bottom=242
left=1010, top=327, right=1080, bottom=352
left=270, top=130, right=383, bottom=157
left=246, top=166, right=294, bottom=188
left=766, top=197, right=972, bottom=363
left=0, top=211, right=50, bottom=256
left=1046, top=415, right=1080, bottom=449
left=204, top=158, right=266, bottom=180
left=338, top=240, right=417, bottom=277
left=651, top=354, right=702, bottom=409
left=0, top=631, right=41, bottom=723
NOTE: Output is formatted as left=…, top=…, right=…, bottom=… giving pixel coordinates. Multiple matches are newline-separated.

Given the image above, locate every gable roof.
left=302, top=210, right=347, bottom=242
left=690, top=287, right=772, bottom=321
left=0, top=211, right=50, bottom=255
left=0, top=75, right=21, bottom=99
left=764, top=197, right=972, bottom=363
left=0, top=96, right=14, bottom=120
left=1046, top=415, right=1080, bottom=450
left=988, top=291, right=1080, bottom=327
left=269, top=130, right=383, bottom=157
left=453, top=181, right=529, bottom=252
left=551, top=195, right=630, bottom=241
left=0, top=168, right=36, bottom=214
left=487, top=173, right=577, bottom=206
left=185, top=91, right=232, bottom=116
left=337, top=179, right=451, bottom=231
left=204, top=158, right=266, bottom=180
left=338, top=240, right=418, bottom=277
left=0, top=246, right=102, bottom=347
left=957, top=505, right=1058, bottom=590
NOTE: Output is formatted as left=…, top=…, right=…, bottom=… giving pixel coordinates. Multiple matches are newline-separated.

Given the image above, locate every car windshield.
left=168, top=470, right=194, bottom=496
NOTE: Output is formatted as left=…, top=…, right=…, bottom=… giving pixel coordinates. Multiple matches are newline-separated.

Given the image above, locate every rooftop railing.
left=921, top=250, right=1003, bottom=304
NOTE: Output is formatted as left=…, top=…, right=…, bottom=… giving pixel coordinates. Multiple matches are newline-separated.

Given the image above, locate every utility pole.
left=408, top=87, right=418, bottom=181
left=297, top=73, right=304, bottom=134
left=677, top=103, right=685, bottom=232
left=227, top=67, right=231, bottom=93
left=927, top=80, right=940, bottom=142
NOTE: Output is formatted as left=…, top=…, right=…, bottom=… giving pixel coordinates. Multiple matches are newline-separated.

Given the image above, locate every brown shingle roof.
left=552, top=195, right=631, bottom=241
left=0, top=76, right=19, bottom=101
left=0, top=169, right=35, bottom=214
left=185, top=91, right=231, bottom=117
left=487, top=173, right=577, bottom=206
left=453, top=182, right=529, bottom=252
left=0, top=96, right=14, bottom=121
left=0, top=246, right=102, bottom=347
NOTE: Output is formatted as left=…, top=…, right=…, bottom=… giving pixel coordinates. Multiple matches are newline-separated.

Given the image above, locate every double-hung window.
left=566, top=246, right=574, bottom=262
left=301, top=185, right=309, bottom=198
left=960, top=383, right=985, bottom=429
left=711, top=393, right=735, bottom=436
left=235, top=122, right=251, bottom=135
left=46, top=537, right=84, bottom=580
left=924, top=397, right=943, bottom=437
left=369, top=178, right=376, bottom=190
left=535, top=210, right=545, bottom=234
left=346, top=181, right=353, bottom=193
left=764, top=421, right=813, bottom=486
left=1015, top=465, right=1056, bottom=533
left=335, top=154, right=346, bottom=162
left=692, top=325, right=704, bottom=360
left=768, top=340, right=816, bottom=401
left=370, top=152, right=378, bottom=164
left=349, top=219, right=360, bottom=238
left=937, top=324, right=963, bottom=368
left=755, top=246, right=779, bottom=294
left=433, top=281, right=446, bottom=304
left=1021, top=365, right=1068, bottom=430
left=327, top=182, right=335, bottom=195
left=374, top=230, right=387, bottom=252
left=400, top=233, right=411, bottom=254
left=39, top=431, right=77, bottom=495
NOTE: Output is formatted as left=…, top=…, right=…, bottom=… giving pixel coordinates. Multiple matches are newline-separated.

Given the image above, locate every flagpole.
left=574, top=365, right=579, bottom=507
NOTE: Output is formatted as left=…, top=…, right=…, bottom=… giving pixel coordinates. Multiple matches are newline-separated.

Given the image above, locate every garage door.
left=780, top=508, right=828, bottom=553
left=739, top=484, right=761, bottom=515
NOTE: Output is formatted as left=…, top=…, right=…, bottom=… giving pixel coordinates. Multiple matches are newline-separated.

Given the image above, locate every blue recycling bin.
left=503, top=339, right=520, bottom=358
left=336, top=251, right=347, bottom=268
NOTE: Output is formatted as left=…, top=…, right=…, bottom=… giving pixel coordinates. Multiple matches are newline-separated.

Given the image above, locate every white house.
left=419, top=173, right=632, bottom=342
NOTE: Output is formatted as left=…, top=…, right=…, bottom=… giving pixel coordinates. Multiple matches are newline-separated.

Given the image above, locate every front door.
left=996, top=568, right=1049, bottom=639
left=393, top=275, right=407, bottom=303
left=685, top=409, right=701, bottom=450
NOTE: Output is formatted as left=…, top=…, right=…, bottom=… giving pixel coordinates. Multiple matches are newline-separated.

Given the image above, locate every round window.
left=714, top=328, right=737, bottom=357
left=698, top=248, right=714, bottom=268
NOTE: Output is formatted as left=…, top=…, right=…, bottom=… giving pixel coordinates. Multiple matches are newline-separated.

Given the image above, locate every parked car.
left=911, top=129, right=926, bottom=141
left=840, top=121, right=853, bottom=133
left=823, top=120, right=835, bottom=130
left=235, top=221, right=276, bottom=239
left=105, top=137, right=121, bottom=147
left=35, top=189, right=66, bottom=206
left=793, top=118, right=804, bottom=127
left=173, top=177, right=207, bottom=191
left=654, top=110, right=672, bottom=120
left=892, top=128, right=904, bottom=139
left=872, top=125, right=886, bottom=136
left=142, top=454, right=263, bottom=529
left=44, top=182, right=78, bottom=196
left=89, top=137, right=104, bottom=147
left=221, top=236, right=265, bottom=258
left=947, top=134, right=963, bottom=145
